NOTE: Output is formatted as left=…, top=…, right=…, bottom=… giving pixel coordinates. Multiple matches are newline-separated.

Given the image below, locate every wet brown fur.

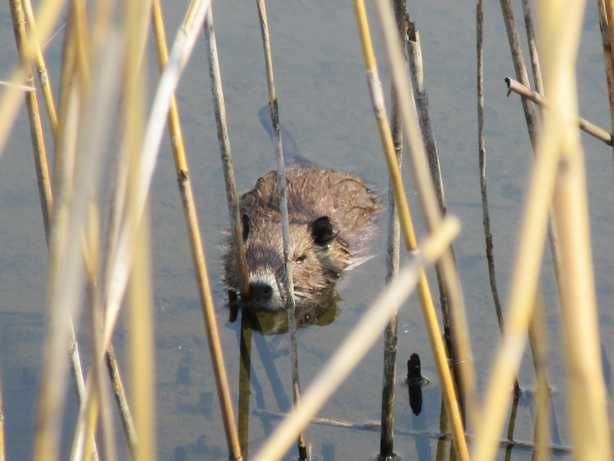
left=225, top=166, right=381, bottom=308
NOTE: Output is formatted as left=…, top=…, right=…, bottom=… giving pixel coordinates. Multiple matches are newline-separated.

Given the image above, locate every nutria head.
left=224, top=166, right=381, bottom=311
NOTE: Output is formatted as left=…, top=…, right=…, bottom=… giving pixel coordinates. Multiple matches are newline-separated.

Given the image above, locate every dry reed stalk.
left=123, top=0, right=155, bottom=458
left=472, top=0, right=612, bottom=458
left=21, top=0, right=59, bottom=134
left=378, top=2, right=406, bottom=457
left=372, top=1, right=478, bottom=447
left=476, top=0, right=505, bottom=334
left=521, top=0, right=544, bottom=95
left=70, top=0, right=90, bottom=91
left=506, top=77, right=613, bottom=145
left=543, top=1, right=612, bottom=456
left=0, top=0, right=65, bottom=154
left=529, top=297, right=550, bottom=461
left=373, top=0, right=478, bottom=431
left=9, top=3, right=102, bottom=459
left=238, top=312, right=254, bottom=458
left=32, top=32, right=120, bottom=460
left=354, top=2, right=470, bottom=457
left=149, top=2, right=242, bottom=458
left=101, top=0, right=211, bottom=350
left=498, top=0, right=564, bottom=297
left=254, top=0, right=306, bottom=458
left=252, top=216, right=461, bottom=461
left=202, top=6, right=249, bottom=298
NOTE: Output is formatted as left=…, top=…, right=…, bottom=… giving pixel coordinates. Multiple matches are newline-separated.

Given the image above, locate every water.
left=0, top=0, right=612, bottom=459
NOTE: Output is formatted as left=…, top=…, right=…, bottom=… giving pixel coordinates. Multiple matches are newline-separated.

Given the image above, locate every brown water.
left=1, top=1, right=612, bottom=460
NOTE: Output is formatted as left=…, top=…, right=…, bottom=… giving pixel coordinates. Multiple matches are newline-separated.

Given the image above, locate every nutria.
left=225, top=165, right=380, bottom=310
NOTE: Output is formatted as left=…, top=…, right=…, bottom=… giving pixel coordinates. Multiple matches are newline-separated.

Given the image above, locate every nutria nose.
left=249, top=282, right=273, bottom=303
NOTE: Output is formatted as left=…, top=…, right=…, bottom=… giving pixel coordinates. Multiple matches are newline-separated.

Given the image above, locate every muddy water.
left=1, top=1, right=612, bottom=459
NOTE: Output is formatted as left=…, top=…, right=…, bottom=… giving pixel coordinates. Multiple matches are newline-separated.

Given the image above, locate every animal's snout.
left=249, top=282, right=273, bottom=304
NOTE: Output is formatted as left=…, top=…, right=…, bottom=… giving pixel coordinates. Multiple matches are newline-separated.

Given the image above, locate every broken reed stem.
left=379, top=2, right=406, bottom=457
left=521, top=0, right=544, bottom=95
left=528, top=297, right=550, bottom=461
left=472, top=0, right=611, bottom=458
left=255, top=1, right=306, bottom=459
left=506, top=77, right=613, bottom=145
left=202, top=6, right=249, bottom=298
left=353, top=2, right=469, bottom=459
left=374, top=0, right=478, bottom=439
left=252, top=217, right=461, bottom=461
left=0, top=0, right=65, bottom=155
left=149, top=2, right=242, bottom=459
left=21, top=0, right=58, bottom=134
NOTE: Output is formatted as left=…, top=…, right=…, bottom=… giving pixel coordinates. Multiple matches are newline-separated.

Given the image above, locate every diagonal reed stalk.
left=252, top=216, right=461, bottom=461
left=506, top=77, right=613, bottom=145
left=354, top=1, right=470, bottom=457
left=202, top=5, right=249, bottom=299
left=373, top=0, right=478, bottom=434
left=255, top=0, right=307, bottom=458
left=150, top=1, right=242, bottom=458
left=472, top=0, right=612, bottom=459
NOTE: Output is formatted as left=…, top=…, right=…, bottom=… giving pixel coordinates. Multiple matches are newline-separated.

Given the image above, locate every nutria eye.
left=296, top=254, right=307, bottom=264
left=311, top=216, right=335, bottom=246
left=241, top=214, right=250, bottom=240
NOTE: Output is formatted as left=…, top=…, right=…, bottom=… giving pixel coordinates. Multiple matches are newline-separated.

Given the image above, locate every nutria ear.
left=311, top=216, right=335, bottom=246
left=241, top=214, right=250, bottom=240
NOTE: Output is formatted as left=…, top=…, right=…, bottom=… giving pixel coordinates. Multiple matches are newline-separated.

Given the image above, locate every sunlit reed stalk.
left=33, top=33, right=120, bottom=461
left=353, top=2, right=471, bottom=458
left=21, top=0, right=58, bottom=134
left=0, top=0, right=65, bottom=155
left=373, top=0, right=478, bottom=433
left=101, top=0, right=211, bottom=351
left=378, top=1, right=406, bottom=456
left=498, top=0, right=563, bottom=295
left=506, top=77, right=613, bottom=145
left=255, top=0, right=306, bottom=458
left=405, top=10, right=467, bottom=396
left=202, top=5, right=249, bottom=299
left=252, top=216, right=461, bottom=461
left=542, top=1, right=612, bottom=456
left=9, top=3, right=100, bottom=459
left=123, top=0, right=155, bottom=458
left=472, top=0, right=612, bottom=458
left=529, top=297, right=550, bottom=461
left=149, top=1, right=242, bottom=458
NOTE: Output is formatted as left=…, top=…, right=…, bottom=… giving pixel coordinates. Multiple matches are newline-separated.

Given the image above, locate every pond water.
left=0, top=1, right=612, bottom=460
